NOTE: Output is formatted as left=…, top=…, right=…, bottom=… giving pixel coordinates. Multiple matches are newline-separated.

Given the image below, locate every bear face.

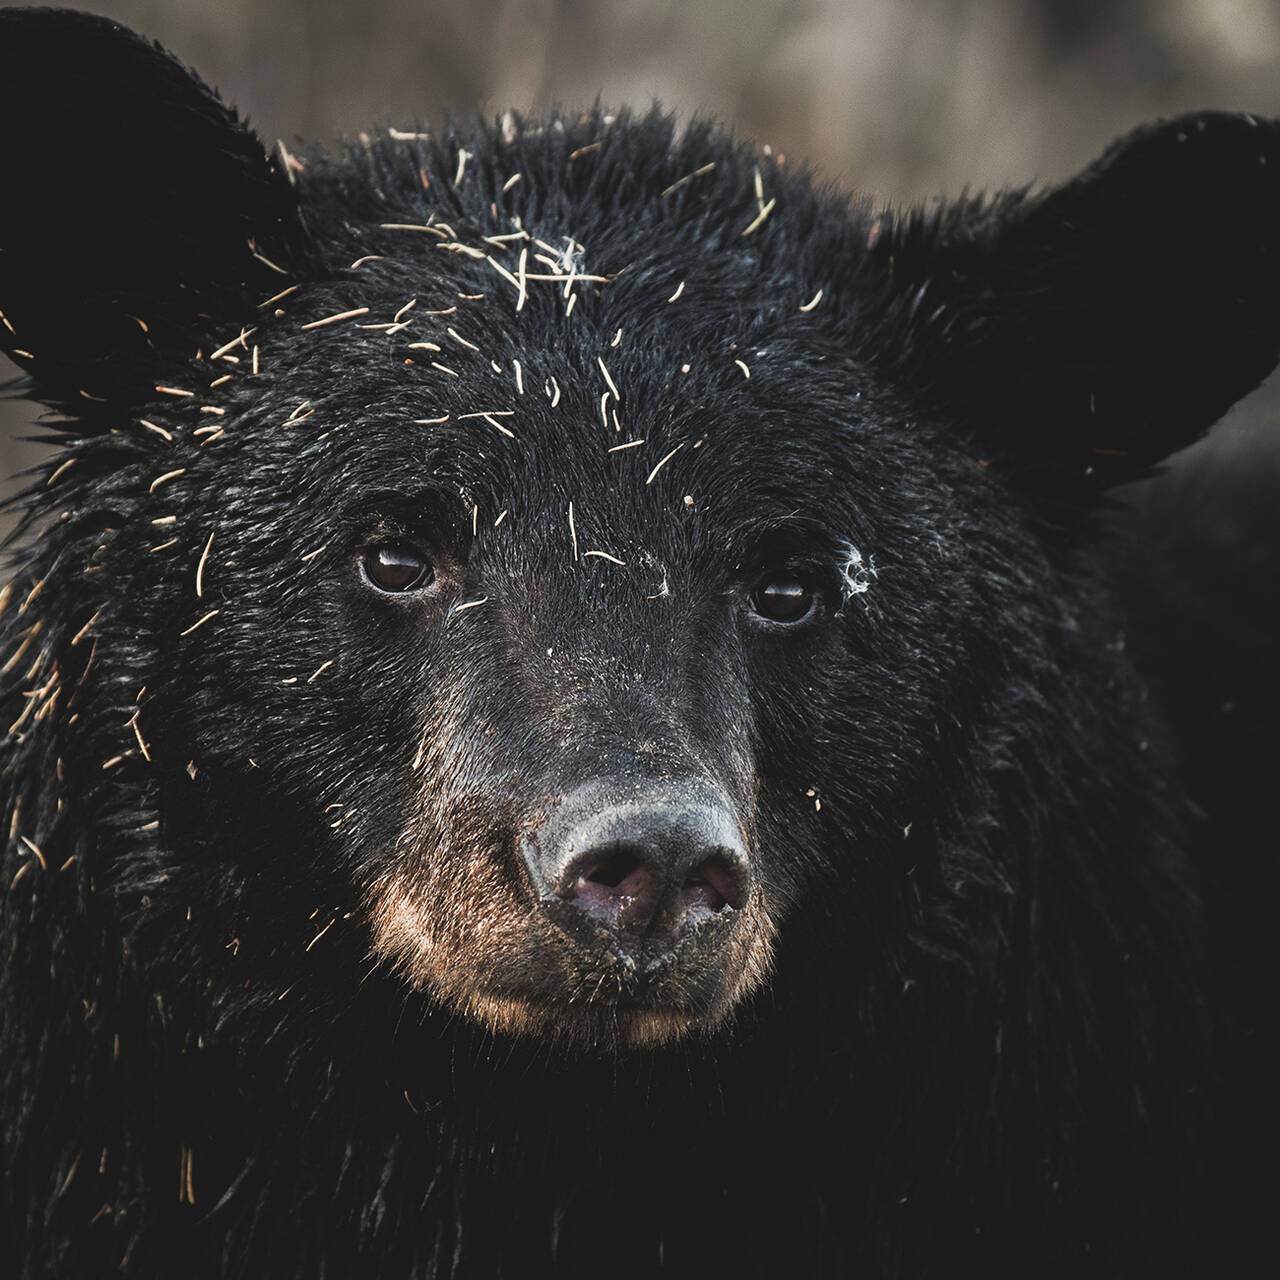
left=32, top=156, right=1010, bottom=1050
left=142, top=258, right=1025, bottom=1050
left=0, top=11, right=1099, bottom=1055
left=2, top=9, right=1279, bottom=1278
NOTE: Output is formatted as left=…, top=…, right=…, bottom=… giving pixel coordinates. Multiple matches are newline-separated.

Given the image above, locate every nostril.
left=564, top=844, right=661, bottom=929
left=682, top=855, right=748, bottom=912
left=581, top=849, right=641, bottom=890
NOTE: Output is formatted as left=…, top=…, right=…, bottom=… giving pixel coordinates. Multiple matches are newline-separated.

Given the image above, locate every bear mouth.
left=367, top=858, right=774, bottom=1049
left=462, top=899, right=750, bottom=1046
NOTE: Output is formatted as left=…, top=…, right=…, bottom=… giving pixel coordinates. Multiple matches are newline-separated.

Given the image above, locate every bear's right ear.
left=0, top=8, right=313, bottom=405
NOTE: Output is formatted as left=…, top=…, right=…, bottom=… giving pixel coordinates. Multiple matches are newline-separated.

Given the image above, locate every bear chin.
left=458, top=993, right=704, bottom=1051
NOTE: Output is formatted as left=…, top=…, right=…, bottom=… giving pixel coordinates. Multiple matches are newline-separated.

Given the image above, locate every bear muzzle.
left=367, top=772, right=773, bottom=1046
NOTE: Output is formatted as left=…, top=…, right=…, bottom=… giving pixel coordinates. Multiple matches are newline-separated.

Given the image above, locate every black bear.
left=1, top=7, right=1277, bottom=1278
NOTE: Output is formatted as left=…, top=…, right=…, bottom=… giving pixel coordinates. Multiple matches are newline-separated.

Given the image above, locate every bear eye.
left=361, top=541, right=434, bottom=593
left=751, top=576, right=816, bottom=624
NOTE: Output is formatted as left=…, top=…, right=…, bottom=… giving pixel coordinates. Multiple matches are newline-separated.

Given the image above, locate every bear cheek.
left=364, top=832, right=553, bottom=1040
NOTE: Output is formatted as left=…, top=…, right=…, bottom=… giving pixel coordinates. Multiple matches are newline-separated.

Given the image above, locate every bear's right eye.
left=361, top=542, right=434, bottom=593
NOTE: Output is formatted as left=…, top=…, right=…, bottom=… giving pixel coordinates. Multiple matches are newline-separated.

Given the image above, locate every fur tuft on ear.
left=0, top=7, right=313, bottom=406
left=869, top=111, right=1280, bottom=486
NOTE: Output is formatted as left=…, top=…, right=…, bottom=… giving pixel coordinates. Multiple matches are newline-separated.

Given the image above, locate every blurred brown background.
left=5, top=0, right=1280, bottom=517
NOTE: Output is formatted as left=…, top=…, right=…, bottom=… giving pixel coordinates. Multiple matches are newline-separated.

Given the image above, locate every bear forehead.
left=219, top=117, right=885, bottom=488
left=220, top=371, right=898, bottom=582
left=224, top=258, right=898, bottom=537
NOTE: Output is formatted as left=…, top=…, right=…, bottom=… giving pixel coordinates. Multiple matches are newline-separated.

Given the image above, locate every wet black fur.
left=2, top=8, right=1278, bottom=1277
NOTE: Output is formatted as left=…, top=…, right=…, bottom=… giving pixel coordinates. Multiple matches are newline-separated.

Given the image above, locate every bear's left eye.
left=361, top=541, right=434, bottom=593
left=751, top=576, right=816, bottom=624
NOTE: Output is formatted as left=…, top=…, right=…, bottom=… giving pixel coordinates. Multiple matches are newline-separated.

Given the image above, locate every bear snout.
left=525, top=778, right=752, bottom=964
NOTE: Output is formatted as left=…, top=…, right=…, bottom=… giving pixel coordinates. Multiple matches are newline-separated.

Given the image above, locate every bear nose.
left=528, top=779, right=751, bottom=950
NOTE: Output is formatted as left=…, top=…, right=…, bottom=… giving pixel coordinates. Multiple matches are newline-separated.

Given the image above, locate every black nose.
left=527, top=778, right=751, bottom=951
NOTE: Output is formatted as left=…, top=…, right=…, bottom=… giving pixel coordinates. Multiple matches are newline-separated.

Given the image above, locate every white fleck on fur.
left=640, top=551, right=670, bottom=600
left=837, top=542, right=876, bottom=607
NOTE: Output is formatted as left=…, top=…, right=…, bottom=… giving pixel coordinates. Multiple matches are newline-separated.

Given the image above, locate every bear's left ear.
left=867, top=112, right=1280, bottom=486
left=0, top=8, right=315, bottom=405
